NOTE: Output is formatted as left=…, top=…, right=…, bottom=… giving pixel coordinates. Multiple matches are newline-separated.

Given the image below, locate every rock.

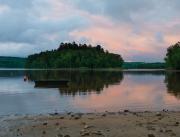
left=57, top=134, right=63, bottom=137
left=124, top=110, right=129, bottom=113
left=148, top=134, right=155, bottom=137
left=43, top=122, right=48, bottom=126
left=17, top=129, right=20, bottom=132
left=67, top=112, right=72, bottom=115
left=81, top=131, right=90, bottom=136
left=101, top=113, right=106, bottom=117
left=42, top=131, right=46, bottom=134
left=147, top=126, right=156, bottom=131
left=60, top=116, right=64, bottom=119
left=92, top=131, right=103, bottom=135
left=74, top=115, right=81, bottom=120
left=175, top=122, right=179, bottom=126
left=84, top=124, right=94, bottom=129
left=55, top=122, right=59, bottom=126
left=156, top=113, right=162, bottom=117
left=171, top=133, right=176, bottom=136
left=64, top=135, right=70, bottom=137
left=165, top=129, right=172, bottom=133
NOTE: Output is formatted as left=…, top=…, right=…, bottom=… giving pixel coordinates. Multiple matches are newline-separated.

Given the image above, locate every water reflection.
left=26, top=70, right=124, bottom=95
left=165, top=72, right=180, bottom=99
left=0, top=70, right=179, bottom=115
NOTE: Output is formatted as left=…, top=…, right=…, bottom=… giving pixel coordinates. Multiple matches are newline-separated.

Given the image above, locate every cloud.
left=0, top=0, right=179, bottom=61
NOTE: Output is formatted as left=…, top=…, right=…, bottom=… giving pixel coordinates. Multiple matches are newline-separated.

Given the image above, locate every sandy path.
left=0, top=111, right=179, bottom=137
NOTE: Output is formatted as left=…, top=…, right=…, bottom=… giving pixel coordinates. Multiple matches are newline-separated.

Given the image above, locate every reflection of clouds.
left=72, top=75, right=180, bottom=111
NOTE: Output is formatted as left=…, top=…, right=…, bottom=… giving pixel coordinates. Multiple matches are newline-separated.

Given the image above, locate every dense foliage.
left=26, top=42, right=124, bottom=68
left=123, top=62, right=165, bottom=69
left=0, top=57, right=26, bottom=68
left=165, top=42, right=180, bottom=69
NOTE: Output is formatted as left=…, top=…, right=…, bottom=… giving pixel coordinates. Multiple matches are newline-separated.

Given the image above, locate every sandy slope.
left=0, top=111, right=179, bottom=137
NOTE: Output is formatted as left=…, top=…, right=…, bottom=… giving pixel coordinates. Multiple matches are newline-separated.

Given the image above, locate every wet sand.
left=0, top=111, right=180, bottom=137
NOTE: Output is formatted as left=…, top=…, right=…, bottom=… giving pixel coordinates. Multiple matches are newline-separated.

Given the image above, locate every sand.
left=0, top=111, right=180, bottom=137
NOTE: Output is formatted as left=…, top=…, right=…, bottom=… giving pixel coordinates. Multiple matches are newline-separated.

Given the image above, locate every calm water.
left=0, top=69, right=179, bottom=115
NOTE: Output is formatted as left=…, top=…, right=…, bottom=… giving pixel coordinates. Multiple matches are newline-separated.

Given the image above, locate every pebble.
left=74, top=115, right=81, bottom=120
left=91, top=131, right=103, bottom=135
left=124, top=110, right=129, bottom=113
left=55, top=122, right=59, bottom=126
left=81, top=132, right=90, bottom=136
left=156, top=113, right=162, bottom=117
left=148, top=134, right=155, bottom=137
left=60, top=116, right=64, bottom=119
left=57, top=133, right=63, bottom=137
left=42, top=131, right=46, bottom=134
left=43, top=122, right=48, bottom=126
left=175, top=122, right=179, bottom=126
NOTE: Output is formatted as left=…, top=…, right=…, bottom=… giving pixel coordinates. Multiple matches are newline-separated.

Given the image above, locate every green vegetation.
left=26, top=42, right=124, bottom=68
left=165, top=42, right=180, bottom=69
left=123, top=62, right=165, bottom=69
left=0, top=56, right=26, bottom=68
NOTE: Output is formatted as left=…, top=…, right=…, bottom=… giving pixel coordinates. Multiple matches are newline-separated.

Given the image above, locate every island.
left=25, top=42, right=124, bottom=69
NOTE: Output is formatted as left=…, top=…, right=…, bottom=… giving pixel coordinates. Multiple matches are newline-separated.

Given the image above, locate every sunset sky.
left=0, top=0, right=180, bottom=61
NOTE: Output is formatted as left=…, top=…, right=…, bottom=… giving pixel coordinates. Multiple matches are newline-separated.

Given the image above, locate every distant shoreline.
left=0, top=68, right=180, bottom=72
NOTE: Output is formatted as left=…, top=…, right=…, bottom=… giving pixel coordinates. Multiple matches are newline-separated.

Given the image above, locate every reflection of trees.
left=165, top=72, right=180, bottom=99
left=0, top=70, right=24, bottom=77
left=26, top=70, right=124, bottom=95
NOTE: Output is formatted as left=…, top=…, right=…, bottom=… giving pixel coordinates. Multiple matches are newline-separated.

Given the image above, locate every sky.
left=0, top=0, right=180, bottom=62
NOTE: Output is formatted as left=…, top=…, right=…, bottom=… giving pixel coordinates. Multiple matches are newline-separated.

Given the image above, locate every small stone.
left=175, top=122, right=179, bottom=126
left=171, top=133, right=176, bottom=136
left=124, top=110, right=129, bottom=113
left=42, top=131, right=46, bottom=134
left=74, top=115, right=81, bottom=120
left=156, top=113, right=162, bottom=117
left=165, top=129, right=172, bottom=133
left=148, top=134, right=155, bottom=137
left=60, top=116, right=64, bottom=119
left=17, top=129, right=20, bottom=132
left=81, top=132, right=90, bottom=136
left=57, top=133, right=63, bottom=137
left=101, top=113, right=106, bottom=117
left=64, top=135, right=70, bottom=137
left=92, top=131, right=103, bottom=135
left=84, top=125, right=90, bottom=129
left=43, top=122, right=48, bottom=126
left=67, top=112, right=72, bottom=115
left=147, top=126, right=156, bottom=131
left=55, top=122, right=59, bottom=126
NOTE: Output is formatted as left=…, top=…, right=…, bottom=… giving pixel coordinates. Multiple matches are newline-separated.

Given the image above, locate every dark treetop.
left=165, top=42, right=180, bottom=69
left=26, top=42, right=124, bottom=68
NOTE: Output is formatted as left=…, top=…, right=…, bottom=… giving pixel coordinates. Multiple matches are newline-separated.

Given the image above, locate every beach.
left=0, top=111, right=179, bottom=137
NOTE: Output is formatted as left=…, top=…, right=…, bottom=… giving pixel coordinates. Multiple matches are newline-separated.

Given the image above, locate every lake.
left=0, top=69, right=179, bottom=116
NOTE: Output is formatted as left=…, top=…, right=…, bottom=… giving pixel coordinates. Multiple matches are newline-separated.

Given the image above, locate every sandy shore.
left=0, top=111, right=179, bottom=137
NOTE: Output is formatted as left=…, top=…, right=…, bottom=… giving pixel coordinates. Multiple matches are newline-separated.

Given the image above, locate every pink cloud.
left=70, top=14, right=180, bottom=61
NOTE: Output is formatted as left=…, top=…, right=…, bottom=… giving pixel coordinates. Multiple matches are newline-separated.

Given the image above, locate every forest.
left=0, top=42, right=179, bottom=69
left=25, top=42, right=124, bottom=68
left=0, top=56, right=26, bottom=68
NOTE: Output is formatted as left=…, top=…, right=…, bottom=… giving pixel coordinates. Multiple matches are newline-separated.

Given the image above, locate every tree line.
left=26, top=42, right=124, bottom=68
